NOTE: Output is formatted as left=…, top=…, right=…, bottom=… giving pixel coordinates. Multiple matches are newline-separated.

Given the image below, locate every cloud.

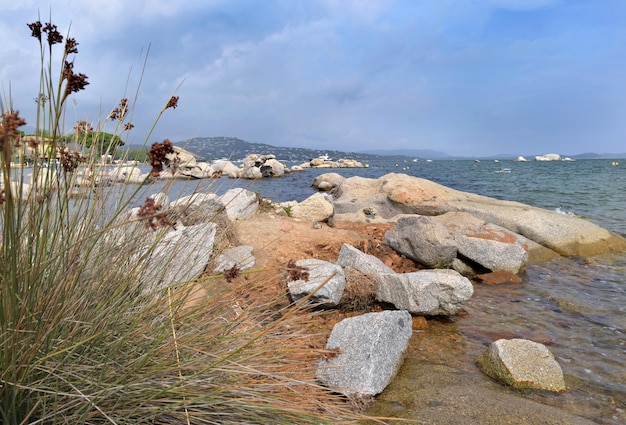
left=2, top=0, right=626, bottom=155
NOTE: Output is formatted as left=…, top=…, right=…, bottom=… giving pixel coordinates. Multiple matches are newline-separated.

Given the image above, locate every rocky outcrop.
left=476, top=339, right=566, bottom=392
left=316, top=310, right=412, bottom=397
left=376, top=269, right=474, bottom=316
left=241, top=154, right=285, bottom=179
left=287, top=259, right=346, bottom=307
left=534, top=153, right=561, bottom=161
left=325, top=173, right=626, bottom=258
left=299, top=156, right=365, bottom=169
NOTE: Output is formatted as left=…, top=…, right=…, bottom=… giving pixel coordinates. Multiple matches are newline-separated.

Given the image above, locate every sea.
left=132, top=158, right=625, bottom=423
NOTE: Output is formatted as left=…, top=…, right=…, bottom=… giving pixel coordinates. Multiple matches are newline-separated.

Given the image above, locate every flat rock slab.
left=336, top=243, right=396, bottom=277
left=476, top=338, right=566, bottom=392
left=317, top=310, right=412, bottom=396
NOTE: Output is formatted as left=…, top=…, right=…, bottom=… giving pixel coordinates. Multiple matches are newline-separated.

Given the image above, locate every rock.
left=287, top=259, right=345, bottom=307
left=211, top=160, right=241, bottom=178
left=107, top=166, right=146, bottom=184
left=476, top=339, right=566, bottom=392
left=169, top=192, right=224, bottom=225
left=336, top=243, right=395, bottom=277
left=138, top=222, right=217, bottom=294
left=241, top=154, right=284, bottom=179
left=433, top=212, right=560, bottom=263
left=260, top=158, right=285, bottom=177
left=213, top=246, right=255, bottom=274
left=150, top=192, right=170, bottom=208
left=316, top=310, right=412, bottom=397
left=376, top=269, right=473, bottom=315
left=179, top=162, right=213, bottom=179
left=336, top=158, right=364, bottom=168
left=333, top=173, right=626, bottom=257
left=312, top=172, right=345, bottom=191
left=166, top=146, right=197, bottom=167
left=534, top=153, right=561, bottom=161
left=331, top=175, right=415, bottom=221
left=385, top=216, right=457, bottom=268
left=290, top=192, right=334, bottom=222
left=219, top=188, right=258, bottom=220
left=456, top=235, right=528, bottom=274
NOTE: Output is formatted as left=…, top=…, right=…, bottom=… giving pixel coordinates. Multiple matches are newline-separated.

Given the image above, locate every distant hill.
left=172, top=136, right=388, bottom=162
left=359, top=148, right=451, bottom=159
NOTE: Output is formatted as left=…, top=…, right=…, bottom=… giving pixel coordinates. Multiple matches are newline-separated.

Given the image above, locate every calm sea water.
left=134, top=158, right=625, bottom=423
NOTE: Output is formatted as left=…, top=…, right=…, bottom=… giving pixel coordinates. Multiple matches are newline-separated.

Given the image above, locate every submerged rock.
left=476, top=338, right=566, bottom=392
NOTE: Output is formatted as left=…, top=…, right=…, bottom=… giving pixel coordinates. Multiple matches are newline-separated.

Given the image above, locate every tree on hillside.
left=70, top=121, right=125, bottom=153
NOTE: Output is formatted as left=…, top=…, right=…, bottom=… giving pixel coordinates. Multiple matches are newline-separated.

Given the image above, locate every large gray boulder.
left=316, top=310, right=412, bottom=397
left=385, top=215, right=457, bottom=268
left=456, top=235, right=528, bottom=274
left=377, top=269, right=473, bottom=315
left=476, top=339, right=566, bottom=392
left=336, top=243, right=395, bottom=277
left=287, top=259, right=346, bottom=307
left=138, top=222, right=217, bottom=294
left=168, top=192, right=225, bottom=225
left=219, top=188, right=258, bottom=220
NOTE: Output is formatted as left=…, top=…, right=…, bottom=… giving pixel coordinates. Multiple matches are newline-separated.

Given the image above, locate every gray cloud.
left=2, top=0, right=626, bottom=156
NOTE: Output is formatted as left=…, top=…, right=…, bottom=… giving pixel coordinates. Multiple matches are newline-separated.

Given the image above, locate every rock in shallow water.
left=476, top=338, right=566, bottom=392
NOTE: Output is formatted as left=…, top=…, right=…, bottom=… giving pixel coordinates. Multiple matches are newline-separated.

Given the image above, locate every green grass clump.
left=0, top=19, right=357, bottom=424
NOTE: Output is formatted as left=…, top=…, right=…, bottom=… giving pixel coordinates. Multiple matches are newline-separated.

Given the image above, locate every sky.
left=1, top=0, right=626, bottom=157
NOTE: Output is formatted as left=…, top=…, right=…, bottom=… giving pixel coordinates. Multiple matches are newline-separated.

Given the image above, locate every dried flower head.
left=73, top=120, right=93, bottom=135
left=165, top=96, right=179, bottom=110
left=147, top=139, right=175, bottom=177
left=108, top=98, right=129, bottom=121
left=65, top=37, right=79, bottom=55
left=62, top=61, right=89, bottom=97
left=27, top=21, right=42, bottom=41
left=123, top=122, right=134, bottom=131
left=223, top=265, right=241, bottom=283
left=1, top=110, right=27, bottom=150
left=286, top=260, right=309, bottom=282
left=42, top=22, right=63, bottom=46
left=137, top=197, right=172, bottom=231
left=34, top=93, right=48, bottom=106
left=60, top=151, right=84, bottom=173
left=0, top=188, right=5, bottom=205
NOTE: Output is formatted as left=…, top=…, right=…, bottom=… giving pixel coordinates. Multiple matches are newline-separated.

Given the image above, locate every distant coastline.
left=118, top=136, right=626, bottom=162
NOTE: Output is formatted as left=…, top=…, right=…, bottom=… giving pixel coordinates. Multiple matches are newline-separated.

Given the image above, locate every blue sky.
left=2, top=0, right=626, bottom=156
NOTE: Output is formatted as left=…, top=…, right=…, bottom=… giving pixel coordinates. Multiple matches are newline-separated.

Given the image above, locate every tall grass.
left=0, top=19, right=357, bottom=424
